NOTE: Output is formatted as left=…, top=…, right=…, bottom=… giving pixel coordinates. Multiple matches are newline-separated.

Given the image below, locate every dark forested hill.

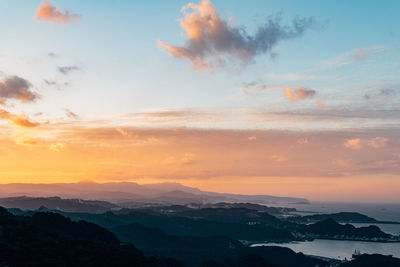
left=0, top=206, right=329, bottom=267
left=299, top=218, right=392, bottom=239
left=339, top=254, right=400, bottom=267
left=289, top=212, right=399, bottom=224
left=0, top=207, right=183, bottom=267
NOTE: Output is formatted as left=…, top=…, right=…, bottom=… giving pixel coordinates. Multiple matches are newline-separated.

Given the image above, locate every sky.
left=0, top=0, right=399, bottom=202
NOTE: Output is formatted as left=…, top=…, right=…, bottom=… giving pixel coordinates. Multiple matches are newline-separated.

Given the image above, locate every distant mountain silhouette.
left=0, top=182, right=309, bottom=206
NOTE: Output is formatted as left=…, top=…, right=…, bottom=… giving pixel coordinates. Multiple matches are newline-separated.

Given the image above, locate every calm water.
left=278, top=202, right=400, bottom=222
left=258, top=202, right=400, bottom=259
left=253, top=239, right=400, bottom=260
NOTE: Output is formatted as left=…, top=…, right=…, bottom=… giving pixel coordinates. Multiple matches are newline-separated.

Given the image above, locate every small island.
left=295, top=218, right=400, bottom=242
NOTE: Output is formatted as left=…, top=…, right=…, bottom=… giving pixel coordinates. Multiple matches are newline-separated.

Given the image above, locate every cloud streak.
left=159, top=0, right=313, bottom=70
left=0, top=108, right=39, bottom=128
left=36, top=1, right=80, bottom=24
left=64, top=108, right=79, bottom=120
left=57, top=65, right=79, bottom=75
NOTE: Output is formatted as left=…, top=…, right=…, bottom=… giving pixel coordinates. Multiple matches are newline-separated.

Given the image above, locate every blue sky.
left=0, top=0, right=398, bottom=127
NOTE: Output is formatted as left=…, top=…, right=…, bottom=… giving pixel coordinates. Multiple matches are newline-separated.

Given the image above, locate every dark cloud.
left=57, top=65, right=79, bottom=75
left=44, top=79, right=69, bottom=90
left=364, top=88, right=397, bottom=101
left=159, top=0, right=313, bottom=70
left=0, top=76, right=40, bottom=103
left=380, top=88, right=396, bottom=96
left=44, top=79, right=57, bottom=86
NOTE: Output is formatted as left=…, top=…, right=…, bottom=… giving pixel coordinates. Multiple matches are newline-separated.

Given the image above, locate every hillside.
left=299, top=218, right=392, bottom=239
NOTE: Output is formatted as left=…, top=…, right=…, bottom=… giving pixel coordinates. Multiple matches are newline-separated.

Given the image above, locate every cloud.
left=14, top=136, right=38, bottom=146
left=332, top=159, right=350, bottom=167
left=324, top=45, right=387, bottom=68
left=354, top=46, right=368, bottom=60
left=271, top=154, right=287, bottom=162
left=368, top=137, right=388, bottom=149
left=0, top=108, right=39, bottom=128
left=57, top=65, right=79, bottom=75
left=344, top=137, right=388, bottom=150
left=159, top=0, right=313, bottom=70
left=36, top=1, right=80, bottom=24
left=266, top=73, right=315, bottom=81
left=0, top=76, right=39, bottom=104
left=49, top=142, right=65, bottom=152
left=6, top=124, right=398, bottom=180
left=297, top=137, right=309, bottom=145
left=181, top=153, right=197, bottom=165
left=248, top=136, right=257, bottom=141
left=115, top=127, right=129, bottom=136
left=64, top=108, right=79, bottom=119
left=162, top=153, right=197, bottom=166
left=344, top=138, right=363, bottom=150
left=285, top=87, right=316, bottom=101
left=364, top=87, right=397, bottom=101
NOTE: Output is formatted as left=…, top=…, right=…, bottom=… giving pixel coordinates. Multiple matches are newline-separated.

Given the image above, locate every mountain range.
left=0, top=181, right=309, bottom=207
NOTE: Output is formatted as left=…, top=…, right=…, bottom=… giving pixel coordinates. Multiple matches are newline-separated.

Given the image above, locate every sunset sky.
left=0, top=0, right=399, bottom=202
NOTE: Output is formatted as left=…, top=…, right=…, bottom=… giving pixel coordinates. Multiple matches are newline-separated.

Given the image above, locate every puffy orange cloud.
left=285, top=87, right=316, bottom=101
left=344, top=137, right=389, bottom=150
left=159, top=0, right=313, bottom=70
left=344, top=138, right=363, bottom=150
left=0, top=109, right=39, bottom=128
left=36, top=2, right=80, bottom=24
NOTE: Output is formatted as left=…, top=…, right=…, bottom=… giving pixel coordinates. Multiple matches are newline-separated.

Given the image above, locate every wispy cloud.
left=159, top=0, right=313, bottom=70
left=266, top=73, right=316, bottom=81
left=324, top=45, right=388, bottom=68
left=0, top=108, right=39, bottom=128
left=36, top=1, right=80, bottom=24
left=64, top=108, right=79, bottom=120
left=57, top=65, right=79, bottom=75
